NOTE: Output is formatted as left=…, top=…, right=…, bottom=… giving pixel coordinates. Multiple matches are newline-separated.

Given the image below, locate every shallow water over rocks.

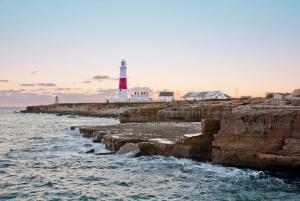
left=0, top=108, right=299, bottom=200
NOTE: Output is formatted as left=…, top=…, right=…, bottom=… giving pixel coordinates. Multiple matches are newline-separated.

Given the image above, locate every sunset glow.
left=1, top=0, right=299, bottom=106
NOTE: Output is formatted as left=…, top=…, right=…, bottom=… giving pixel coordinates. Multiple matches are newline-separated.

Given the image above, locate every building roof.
left=183, top=92, right=204, bottom=98
left=224, top=94, right=231, bottom=99
left=183, top=91, right=231, bottom=99
left=293, top=89, right=300, bottom=97
left=206, top=91, right=220, bottom=97
left=183, top=91, right=218, bottom=98
left=159, top=92, right=174, bottom=97
left=266, top=92, right=285, bottom=96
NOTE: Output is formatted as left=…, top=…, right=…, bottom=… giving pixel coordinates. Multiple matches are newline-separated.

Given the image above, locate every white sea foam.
left=150, top=138, right=175, bottom=144
left=184, top=133, right=202, bottom=138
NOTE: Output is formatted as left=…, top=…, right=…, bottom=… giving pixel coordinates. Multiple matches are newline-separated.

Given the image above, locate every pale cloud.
left=31, top=88, right=53, bottom=92
left=93, top=75, right=111, bottom=80
left=37, top=83, right=56, bottom=87
left=55, top=87, right=72, bottom=91
left=31, top=70, right=38, bottom=74
left=0, top=80, right=8, bottom=82
left=20, top=83, right=56, bottom=87
left=54, top=87, right=81, bottom=92
left=92, top=75, right=117, bottom=81
left=20, top=83, right=36, bottom=87
left=82, top=81, right=91, bottom=84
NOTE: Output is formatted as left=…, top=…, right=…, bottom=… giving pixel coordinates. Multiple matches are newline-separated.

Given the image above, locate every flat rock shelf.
left=77, top=122, right=216, bottom=160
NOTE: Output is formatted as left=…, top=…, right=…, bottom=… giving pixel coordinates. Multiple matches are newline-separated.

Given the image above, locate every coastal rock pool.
left=0, top=108, right=299, bottom=200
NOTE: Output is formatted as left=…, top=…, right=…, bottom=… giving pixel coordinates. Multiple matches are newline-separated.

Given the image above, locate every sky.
left=0, top=0, right=299, bottom=107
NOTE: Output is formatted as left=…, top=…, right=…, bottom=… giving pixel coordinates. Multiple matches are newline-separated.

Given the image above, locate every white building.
left=130, top=90, right=151, bottom=102
left=288, top=89, right=300, bottom=106
left=265, top=92, right=288, bottom=105
left=266, top=92, right=284, bottom=100
left=265, top=90, right=300, bottom=106
left=289, top=89, right=300, bottom=100
left=159, top=92, right=175, bottom=102
left=182, top=91, right=231, bottom=101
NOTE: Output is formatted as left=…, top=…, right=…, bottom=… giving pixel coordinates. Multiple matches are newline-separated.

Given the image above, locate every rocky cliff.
left=25, top=101, right=240, bottom=122
left=212, top=107, right=300, bottom=172
left=27, top=100, right=300, bottom=172
left=25, top=102, right=171, bottom=118
left=119, top=103, right=237, bottom=123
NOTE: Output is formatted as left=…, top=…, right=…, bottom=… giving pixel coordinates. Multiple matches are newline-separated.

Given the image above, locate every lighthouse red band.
left=119, top=78, right=127, bottom=90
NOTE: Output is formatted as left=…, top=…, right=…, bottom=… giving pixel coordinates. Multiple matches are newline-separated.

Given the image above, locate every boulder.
left=116, top=143, right=141, bottom=156
left=102, top=135, right=145, bottom=152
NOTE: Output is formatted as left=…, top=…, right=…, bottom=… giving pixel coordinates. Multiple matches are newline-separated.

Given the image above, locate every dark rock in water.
left=70, top=126, right=77, bottom=131
left=94, top=152, right=115, bottom=155
left=77, top=128, right=107, bottom=143
left=92, top=131, right=107, bottom=143
left=86, top=149, right=95, bottom=154
left=79, top=127, right=95, bottom=137
left=84, top=144, right=93, bottom=147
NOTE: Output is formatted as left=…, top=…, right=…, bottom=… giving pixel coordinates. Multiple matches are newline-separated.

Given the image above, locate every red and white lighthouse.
left=118, top=60, right=128, bottom=102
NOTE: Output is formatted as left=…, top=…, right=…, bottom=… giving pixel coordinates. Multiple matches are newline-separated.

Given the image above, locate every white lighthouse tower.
left=118, top=60, right=128, bottom=102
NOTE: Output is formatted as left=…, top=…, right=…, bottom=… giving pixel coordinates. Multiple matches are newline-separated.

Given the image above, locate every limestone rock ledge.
left=119, top=103, right=236, bottom=123
left=25, top=101, right=241, bottom=123
left=212, top=109, right=300, bottom=171
left=78, top=121, right=218, bottom=160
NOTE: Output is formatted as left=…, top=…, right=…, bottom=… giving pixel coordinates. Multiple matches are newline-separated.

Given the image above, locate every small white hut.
left=159, top=92, right=175, bottom=102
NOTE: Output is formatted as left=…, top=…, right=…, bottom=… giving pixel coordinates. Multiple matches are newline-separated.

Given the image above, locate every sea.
left=0, top=108, right=299, bottom=201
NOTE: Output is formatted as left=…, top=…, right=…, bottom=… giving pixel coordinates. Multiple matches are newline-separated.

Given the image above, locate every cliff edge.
left=212, top=107, right=300, bottom=172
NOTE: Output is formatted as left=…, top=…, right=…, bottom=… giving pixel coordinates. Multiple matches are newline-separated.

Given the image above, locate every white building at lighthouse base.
left=119, top=89, right=128, bottom=102
left=129, top=90, right=151, bottom=102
